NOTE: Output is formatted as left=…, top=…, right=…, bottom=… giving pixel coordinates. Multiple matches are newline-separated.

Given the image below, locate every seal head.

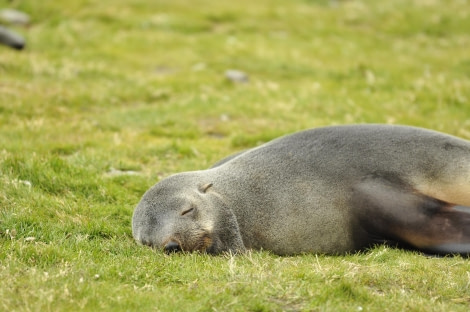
left=132, top=172, right=245, bottom=254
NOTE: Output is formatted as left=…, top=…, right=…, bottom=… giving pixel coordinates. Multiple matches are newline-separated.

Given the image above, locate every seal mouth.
left=193, top=233, right=214, bottom=253
left=164, top=231, right=214, bottom=254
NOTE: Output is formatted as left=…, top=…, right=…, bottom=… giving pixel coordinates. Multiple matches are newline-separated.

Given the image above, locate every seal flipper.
left=352, top=178, right=470, bottom=255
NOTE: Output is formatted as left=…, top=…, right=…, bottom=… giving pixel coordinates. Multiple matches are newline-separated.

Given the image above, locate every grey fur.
left=132, top=124, right=470, bottom=255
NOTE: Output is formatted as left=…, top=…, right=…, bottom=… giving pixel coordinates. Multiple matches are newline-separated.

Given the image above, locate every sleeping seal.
left=132, top=124, right=470, bottom=255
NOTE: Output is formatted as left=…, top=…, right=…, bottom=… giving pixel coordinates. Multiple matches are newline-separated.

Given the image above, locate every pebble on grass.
left=225, top=69, right=249, bottom=83
left=105, top=167, right=140, bottom=177
left=0, top=9, right=30, bottom=25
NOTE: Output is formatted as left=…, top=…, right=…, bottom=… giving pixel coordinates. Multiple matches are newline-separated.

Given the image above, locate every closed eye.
left=181, top=207, right=195, bottom=216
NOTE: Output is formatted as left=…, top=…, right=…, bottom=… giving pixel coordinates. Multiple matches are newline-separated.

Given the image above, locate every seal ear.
left=199, top=183, right=213, bottom=194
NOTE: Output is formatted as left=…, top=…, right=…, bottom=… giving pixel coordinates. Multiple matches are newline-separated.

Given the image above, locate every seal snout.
left=164, top=241, right=182, bottom=253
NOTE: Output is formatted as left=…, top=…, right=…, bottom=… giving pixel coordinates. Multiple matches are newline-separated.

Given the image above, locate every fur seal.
left=132, top=124, right=470, bottom=255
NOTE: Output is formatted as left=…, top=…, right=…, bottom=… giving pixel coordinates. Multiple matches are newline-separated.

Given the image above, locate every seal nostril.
left=164, top=241, right=182, bottom=253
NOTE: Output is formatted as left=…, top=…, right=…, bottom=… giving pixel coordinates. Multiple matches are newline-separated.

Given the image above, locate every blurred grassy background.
left=1, top=0, right=470, bottom=311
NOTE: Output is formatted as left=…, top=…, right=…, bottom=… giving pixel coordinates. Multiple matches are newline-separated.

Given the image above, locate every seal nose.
left=164, top=241, right=182, bottom=254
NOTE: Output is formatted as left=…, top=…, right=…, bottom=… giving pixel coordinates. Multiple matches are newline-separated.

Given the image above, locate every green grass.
left=1, top=0, right=470, bottom=310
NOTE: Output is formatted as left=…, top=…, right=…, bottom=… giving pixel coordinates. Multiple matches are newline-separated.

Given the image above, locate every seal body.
left=132, top=125, right=470, bottom=255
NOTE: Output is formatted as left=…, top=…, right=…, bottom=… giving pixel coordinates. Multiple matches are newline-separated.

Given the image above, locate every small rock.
left=0, top=9, right=30, bottom=26
left=105, top=167, right=140, bottom=177
left=225, top=69, right=249, bottom=83
left=0, top=25, right=25, bottom=50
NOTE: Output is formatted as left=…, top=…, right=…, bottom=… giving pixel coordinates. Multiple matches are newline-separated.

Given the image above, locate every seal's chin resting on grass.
left=132, top=124, right=470, bottom=256
left=133, top=180, right=245, bottom=254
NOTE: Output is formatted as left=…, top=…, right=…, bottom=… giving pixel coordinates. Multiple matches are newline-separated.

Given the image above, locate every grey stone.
left=0, top=25, right=25, bottom=50
left=0, top=9, right=30, bottom=26
left=225, top=69, right=249, bottom=83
